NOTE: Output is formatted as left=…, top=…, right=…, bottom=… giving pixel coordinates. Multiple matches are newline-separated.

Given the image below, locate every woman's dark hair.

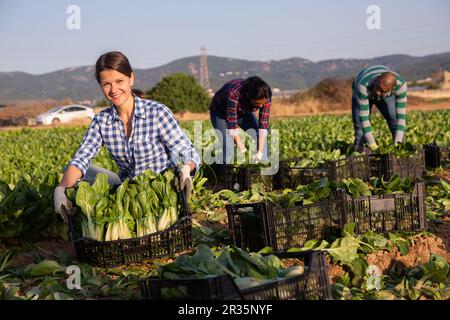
left=132, top=88, right=145, bottom=98
left=241, top=76, right=272, bottom=101
left=95, top=51, right=133, bottom=83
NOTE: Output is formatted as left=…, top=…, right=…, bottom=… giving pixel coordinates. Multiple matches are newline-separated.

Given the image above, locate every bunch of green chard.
left=67, top=169, right=181, bottom=241
left=68, top=174, right=114, bottom=241
left=341, top=175, right=415, bottom=197
left=374, top=142, right=420, bottom=158
left=273, top=178, right=338, bottom=207
left=206, top=182, right=273, bottom=206
left=205, top=178, right=337, bottom=208
left=206, top=176, right=415, bottom=211
left=425, top=179, right=450, bottom=220
left=158, top=244, right=305, bottom=291
left=285, top=149, right=346, bottom=168
left=129, top=170, right=179, bottom=236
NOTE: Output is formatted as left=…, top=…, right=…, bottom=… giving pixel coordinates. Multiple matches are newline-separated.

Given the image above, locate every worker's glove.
left=179, top=164, right=193, bottom=199
left=54, top=186, right=73, bottom=224
left=253, top=151, right=264, bottom=164
left=368, top=143, right=379, bottom=152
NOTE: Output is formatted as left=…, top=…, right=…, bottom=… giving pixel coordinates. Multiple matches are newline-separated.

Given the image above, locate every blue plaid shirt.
left=68, top=96, right=201, bottom=180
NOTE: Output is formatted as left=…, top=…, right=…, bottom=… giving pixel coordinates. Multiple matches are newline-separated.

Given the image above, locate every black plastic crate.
left=350, top=153, right=372, bottom=181
left=201, top=163, right=226, bottom=192
left=69, top=191, right=193, bottom=268
left=273, top=154, right=370, bottom=189
left=337, top=182, right=427, bottom=234
left=424, top=144, right=450, bottom=169
left=369, top=149, right=425, bottom=180
left=226, top=182, right=426, bottom=251
left=139, top=251, right=332, bottom=300
left=203, top=164, right=274, bottom=192
left=226, top=199, right=341, bottom=253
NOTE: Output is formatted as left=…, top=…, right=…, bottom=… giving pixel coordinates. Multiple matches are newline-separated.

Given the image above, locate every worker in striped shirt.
left=351, top=65, right=407, bottom=152
left=209, top=76, right=271, bottom=170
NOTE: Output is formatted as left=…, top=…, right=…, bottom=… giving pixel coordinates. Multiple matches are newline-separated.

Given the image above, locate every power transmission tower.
left=200, top=46, right=210, bottom=91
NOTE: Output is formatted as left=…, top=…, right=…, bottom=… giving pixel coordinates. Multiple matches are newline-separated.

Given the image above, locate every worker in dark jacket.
left=209, top=76, right=271, bottom=169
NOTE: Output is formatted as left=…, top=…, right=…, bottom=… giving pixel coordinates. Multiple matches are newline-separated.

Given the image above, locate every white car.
left=35, top=105, right=95, bottom=125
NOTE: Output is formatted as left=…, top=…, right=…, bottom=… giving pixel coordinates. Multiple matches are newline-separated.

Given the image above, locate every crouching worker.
left=54, top=51, right=200, bottom=223
left=209, top=76, right=272, bottom=171
left=352, top=65, right=408, bottom=152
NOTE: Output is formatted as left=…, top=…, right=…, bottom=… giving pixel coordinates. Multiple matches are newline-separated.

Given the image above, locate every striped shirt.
left=209, top=79, right=271, bottom=136
left=68, top=96, right=201, bottom=180
left=352, top=65, right=407, bottom=145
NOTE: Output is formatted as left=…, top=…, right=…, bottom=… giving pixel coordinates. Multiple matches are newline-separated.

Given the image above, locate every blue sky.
left=0, top=0, right=449, bottom=74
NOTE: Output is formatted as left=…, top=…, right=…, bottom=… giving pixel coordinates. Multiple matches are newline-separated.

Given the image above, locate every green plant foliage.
left=146, top=73, right=211, bottom=113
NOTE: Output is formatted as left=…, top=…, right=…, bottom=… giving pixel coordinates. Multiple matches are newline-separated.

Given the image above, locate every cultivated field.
left=0, top=109, right=449, bottom=300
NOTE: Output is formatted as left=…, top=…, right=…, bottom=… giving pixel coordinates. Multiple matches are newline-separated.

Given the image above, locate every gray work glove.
left=179, top=164, right=193, bottom=199
left=252, top=151, right=264, bottom=164
left=54, top=186, right=73, bottom=223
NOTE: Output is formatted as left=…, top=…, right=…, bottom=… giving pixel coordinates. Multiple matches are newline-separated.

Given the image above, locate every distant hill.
left=1, top=52, right=449, bottom=103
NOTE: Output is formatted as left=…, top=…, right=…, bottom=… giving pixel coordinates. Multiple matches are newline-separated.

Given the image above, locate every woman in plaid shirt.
left=209, top=76, right=272, bottom=171
left=54, top=51, right=200, bottom=223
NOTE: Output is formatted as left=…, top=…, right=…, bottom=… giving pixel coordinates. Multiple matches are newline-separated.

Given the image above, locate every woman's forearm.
left=234, top=135, right=246, bottom=151
left=58, top=165, right=83, bottom=188
left=258, top=134, right=266, bottom=154
left=185, top=161, right=196, bottom=172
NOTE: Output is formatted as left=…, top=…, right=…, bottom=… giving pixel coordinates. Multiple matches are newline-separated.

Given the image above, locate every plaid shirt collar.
left=106, top=95, right=146, bottom=124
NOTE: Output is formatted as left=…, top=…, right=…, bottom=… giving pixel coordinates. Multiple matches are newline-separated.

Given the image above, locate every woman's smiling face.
left=99, top=69, right=134, bottom=107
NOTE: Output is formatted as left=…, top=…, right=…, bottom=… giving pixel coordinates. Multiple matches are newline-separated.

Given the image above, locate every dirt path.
left=428, top=217, right=450, bottom=253
left=327, top=232, right=450, bottom=284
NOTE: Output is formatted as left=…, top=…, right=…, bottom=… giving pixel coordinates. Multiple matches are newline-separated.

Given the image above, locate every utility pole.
left=200, top=46, right=210, bottom=91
